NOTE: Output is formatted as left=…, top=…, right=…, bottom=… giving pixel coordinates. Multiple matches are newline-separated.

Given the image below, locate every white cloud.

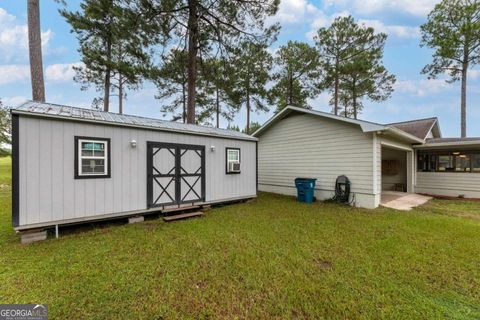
left=2, top=96, right=28, bottom=107
left=468, top=69, right=480, bottom=80
left=269, top=0, right=320, bottom=24
left=395, top=79, right=450, bottom=97
left=306, top=10, right=350, bottom=39
left=0, top=64, right=30, bottom=85
left=306, top=13, right=419, bottom=40
left=45, top=62, right=83, bottom=82
left=324, top=0, right=440, bottom=16
left=359, top=19, right=420, bottom=39
left=0, top=8, right=53, bottom=63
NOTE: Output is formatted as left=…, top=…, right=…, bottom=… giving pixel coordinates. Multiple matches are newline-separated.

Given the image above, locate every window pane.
left=82, top=149, right=94, bottom=156
left=82, top=166, right=94, bottom=173
left=228, top=150, right=239, bottom=161
left=473, top=155, right=480, bottom=172
left=93, top=165, right=105, bottom=173
left=429, top=155, right=437, bottom=172
left=81, top=142, right=93, bottom=150
left=81, top=159, right=105, bottom=174
left=94, top=149, right=105, bottom=157
left=438, top=155, right=453, bottom=171
left=455, top=155, right=471, bottom=172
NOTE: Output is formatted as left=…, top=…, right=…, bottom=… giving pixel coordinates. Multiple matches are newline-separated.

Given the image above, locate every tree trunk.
left=216, top=86, right=220, bottom=128
left=103, top=40, right=112, bottom=112
left=182, top=81, right=187, bottom=123
left=288, top=70, right=293, bottom=105
left=27, top=0, right=45, bottom=102
left=352, top=79, right=357, bottom=119
left=334, top=58, right=339, bottom=115
left=186, top=0, right=198, bottom=124
left=118, top=74, right=123, bottom=114
left=246, top=89, right=251, bottom=134
left=461, top=63, right=468, bottom=138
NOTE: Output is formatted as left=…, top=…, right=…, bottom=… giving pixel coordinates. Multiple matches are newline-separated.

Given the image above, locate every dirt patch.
left=315, top=259, right=333, bottom=269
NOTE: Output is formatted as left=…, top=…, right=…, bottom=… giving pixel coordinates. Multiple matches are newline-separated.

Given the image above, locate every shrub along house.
left=253, top=106, right=480, bottom=209
left=11, top=101, right=257, bottom=239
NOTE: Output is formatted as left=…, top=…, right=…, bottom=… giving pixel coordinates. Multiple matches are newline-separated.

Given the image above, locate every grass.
left=0, top=156, right=479, bottom=319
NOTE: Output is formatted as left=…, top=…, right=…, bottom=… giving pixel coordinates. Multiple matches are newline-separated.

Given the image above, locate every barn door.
left=147, top=142, right=205, bottom=208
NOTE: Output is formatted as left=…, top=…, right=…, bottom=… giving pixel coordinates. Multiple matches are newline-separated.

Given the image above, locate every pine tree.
left=316, top=16, right=395, bottom=119
left=61, top=0, right=153, bottom=112
left=201, top=57, right=239, bottom=128
left=27, top=0, right=46, bottom=102
left=142, top=0, right=279, bottom=123
left=270, top=41, right=320, bottom=112
left=154, top=49, right=212, bottom=124
left=231, top=41, right=272, bottom=133
left=421, top=0, right=480, bottom=137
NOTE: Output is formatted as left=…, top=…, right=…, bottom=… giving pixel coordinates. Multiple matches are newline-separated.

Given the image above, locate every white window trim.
left=227, top=149, right=240, bottom=163
left=78, top=139, right=109, bottom=176
left=226, top=147, right=241, bottom=174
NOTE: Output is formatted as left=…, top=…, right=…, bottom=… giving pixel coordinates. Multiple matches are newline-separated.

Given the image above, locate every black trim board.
left=226, top=147, right=241, bottom=174
left=256, top=141, right=258, bottom=194
left=11, top=113, right=19, bottom=228
left=74, top=136, right=111, bottom=179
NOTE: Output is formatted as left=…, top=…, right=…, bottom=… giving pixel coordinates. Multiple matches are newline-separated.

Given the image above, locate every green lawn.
left=0, top=156, right=479, bottom=319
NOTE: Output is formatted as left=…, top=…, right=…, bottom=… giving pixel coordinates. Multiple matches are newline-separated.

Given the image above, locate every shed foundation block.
left=21, top=230, right=47, bottom=244
left=128, top=216, right=144, bottom=224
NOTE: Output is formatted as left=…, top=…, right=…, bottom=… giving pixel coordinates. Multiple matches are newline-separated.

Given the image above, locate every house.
left=253, top=106, right=480, bottom=209
left=11, top=101, right=257, bottom=232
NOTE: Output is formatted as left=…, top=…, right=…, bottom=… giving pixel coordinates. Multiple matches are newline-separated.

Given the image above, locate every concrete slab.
left=381, top=192, right=432, bottom=211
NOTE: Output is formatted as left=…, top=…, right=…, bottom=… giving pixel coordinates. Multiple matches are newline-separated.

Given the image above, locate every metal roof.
left=426, top=137, right=480, bottom=143
left=11, top=101, right=257, bottom=141
left=414, top=137, right=480, bottom=149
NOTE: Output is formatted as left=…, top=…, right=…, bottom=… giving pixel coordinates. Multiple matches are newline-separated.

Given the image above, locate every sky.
left=0, top=0, right=479, bottom=137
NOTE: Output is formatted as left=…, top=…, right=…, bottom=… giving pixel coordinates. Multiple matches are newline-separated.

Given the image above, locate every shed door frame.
left=147, top=142, right=205, bottom=208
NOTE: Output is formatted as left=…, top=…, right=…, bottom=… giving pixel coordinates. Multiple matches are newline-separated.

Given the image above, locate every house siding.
left=257, top=113, right=377, bottom=208
left=17, top=116, right=256, bottom=228
left=415, top=172, right=480, bottom=198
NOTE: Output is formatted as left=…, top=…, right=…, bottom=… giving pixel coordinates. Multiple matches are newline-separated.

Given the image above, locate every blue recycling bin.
left=294, top=178, right=317, bottom=203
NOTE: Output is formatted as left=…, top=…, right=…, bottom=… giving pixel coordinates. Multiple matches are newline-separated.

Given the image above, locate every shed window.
left=226, top=148, right=241, bottom=174
left=75, top=137, right=110, bottom=179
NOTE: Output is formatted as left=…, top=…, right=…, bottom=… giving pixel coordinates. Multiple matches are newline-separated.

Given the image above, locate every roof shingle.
left=387, top=118, right=438, bottom=140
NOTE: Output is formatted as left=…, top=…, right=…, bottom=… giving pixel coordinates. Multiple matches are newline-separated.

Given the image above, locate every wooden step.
left=162, top=205, right=200, bottom=213
left=163, top=211, right=204, bottom=222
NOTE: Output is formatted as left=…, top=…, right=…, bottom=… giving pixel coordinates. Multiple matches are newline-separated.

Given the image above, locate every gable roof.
left=252, top=106, right=425, bottom=144
left=11, top=101, right=257, bottom=141
left=387, top=117, right=441, bottom=140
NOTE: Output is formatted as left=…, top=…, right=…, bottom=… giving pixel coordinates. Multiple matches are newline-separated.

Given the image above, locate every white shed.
left=11, top=101, right=257, bottom=231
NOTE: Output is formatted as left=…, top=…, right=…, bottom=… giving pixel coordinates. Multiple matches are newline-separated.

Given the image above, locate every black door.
left=147, top=142, right=205, bottom=208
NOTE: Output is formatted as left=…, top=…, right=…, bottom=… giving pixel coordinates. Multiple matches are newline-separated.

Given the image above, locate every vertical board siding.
left=51, top=121, right=64, bottom=221
left=257, top=114, right=375, bottom=195
left=25, top=119, right=40, bottom=224
left=18, top=117, right=256, bottom=227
